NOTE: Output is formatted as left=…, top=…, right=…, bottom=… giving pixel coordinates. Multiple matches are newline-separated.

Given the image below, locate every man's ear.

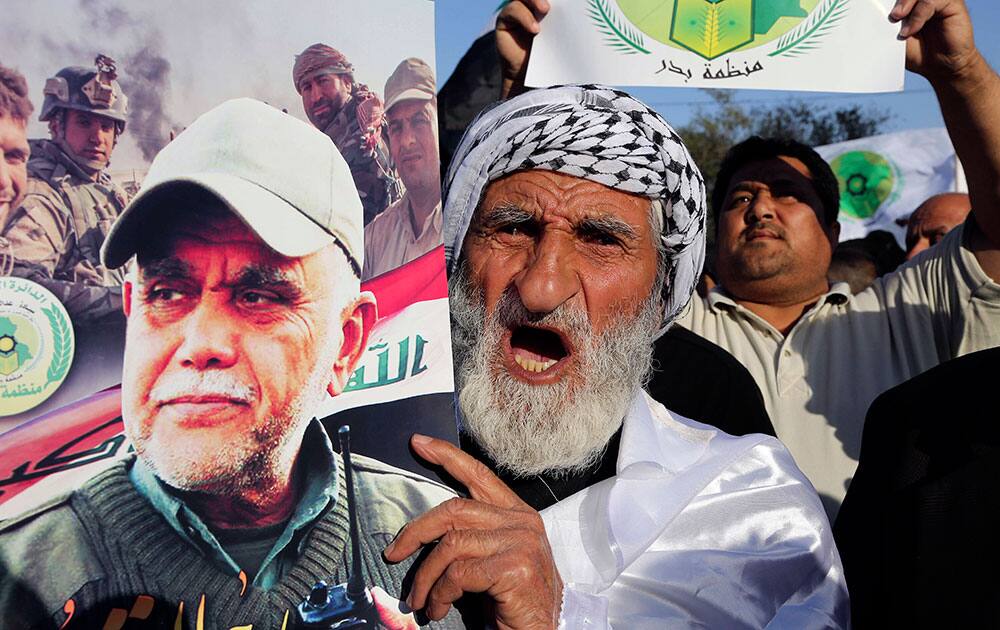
left=327, top=291, right=378, bottom=397
left=123, top=280, right=133, bottom=318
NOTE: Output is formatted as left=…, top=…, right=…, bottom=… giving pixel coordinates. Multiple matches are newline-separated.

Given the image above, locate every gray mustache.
left=150, top=372, right=257, bottom=405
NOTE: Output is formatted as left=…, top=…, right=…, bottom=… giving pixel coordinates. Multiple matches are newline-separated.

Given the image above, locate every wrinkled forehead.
left=136, top=216, right=284, bottom=274
left=476, top=169, right=652, bottom=221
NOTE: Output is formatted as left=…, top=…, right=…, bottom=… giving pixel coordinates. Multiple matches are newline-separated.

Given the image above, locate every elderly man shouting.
left=385, top=86, right=848, bottom=628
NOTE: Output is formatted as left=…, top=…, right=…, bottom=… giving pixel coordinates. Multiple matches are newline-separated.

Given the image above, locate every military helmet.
left=39, top=55, right=127, bottom=130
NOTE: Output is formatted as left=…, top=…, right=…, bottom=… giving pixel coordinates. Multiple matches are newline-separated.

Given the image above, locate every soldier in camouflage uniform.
left=293, top=44, right=402, bottom=226
left=2, top=56, right=129, bottom=324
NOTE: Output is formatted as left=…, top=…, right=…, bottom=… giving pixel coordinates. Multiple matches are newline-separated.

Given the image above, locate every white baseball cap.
left=101, top=98, right=364, bottom=273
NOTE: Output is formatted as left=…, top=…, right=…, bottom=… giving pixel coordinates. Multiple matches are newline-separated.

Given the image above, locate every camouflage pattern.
left=321, top=91, right=402, bottom=226
left=0, top=139, right=127, bottom=324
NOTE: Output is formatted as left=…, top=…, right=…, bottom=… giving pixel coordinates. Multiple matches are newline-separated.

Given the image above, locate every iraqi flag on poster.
left=815, top=128, right=967, bottom=246
left=0, top=247, right=455, bottom=518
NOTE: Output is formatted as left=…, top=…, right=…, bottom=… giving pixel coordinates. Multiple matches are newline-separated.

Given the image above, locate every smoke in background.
left=121, top=45, right=175, bottom=161
left=3, top=0, right=435, bottom=171
left=76, top=0, right=178, bottom=161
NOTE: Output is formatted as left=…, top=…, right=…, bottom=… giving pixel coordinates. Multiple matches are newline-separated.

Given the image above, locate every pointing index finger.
left=410, top=434, right=527, bottom=510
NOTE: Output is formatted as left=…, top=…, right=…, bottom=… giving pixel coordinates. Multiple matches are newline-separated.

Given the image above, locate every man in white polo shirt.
left=674, top=0, right=1000, bottom=518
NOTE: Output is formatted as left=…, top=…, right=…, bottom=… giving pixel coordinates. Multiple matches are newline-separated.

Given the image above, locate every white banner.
left=526, top=0, right=904, bottom=93
left=815, top=128, right=963, bottom=244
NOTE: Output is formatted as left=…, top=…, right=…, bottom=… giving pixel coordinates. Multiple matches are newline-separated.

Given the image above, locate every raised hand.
left=497, top=0, right=551, bottom=98
left=383, top=434, right=563, bottom=629
left=889, top=0, right=979, bottom=79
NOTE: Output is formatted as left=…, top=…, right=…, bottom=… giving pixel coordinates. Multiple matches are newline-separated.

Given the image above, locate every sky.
left=434, top=0, right=1000, bottom=135
left=1, top=0, right=436, bottom=173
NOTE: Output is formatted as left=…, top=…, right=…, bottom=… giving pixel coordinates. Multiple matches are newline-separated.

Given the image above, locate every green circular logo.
left=830, top=150, right=896, bottom=220
left=615, top=0, right=821, bottom=59
left=0, top=277, right=75, bottom=416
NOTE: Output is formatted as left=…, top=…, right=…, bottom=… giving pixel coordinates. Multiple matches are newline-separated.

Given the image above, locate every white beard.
left=449, top=269, right=660, bottom=478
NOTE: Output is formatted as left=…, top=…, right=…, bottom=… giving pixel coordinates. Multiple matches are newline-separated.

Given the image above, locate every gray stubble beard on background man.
left=449, top=263, right=661, bottom=479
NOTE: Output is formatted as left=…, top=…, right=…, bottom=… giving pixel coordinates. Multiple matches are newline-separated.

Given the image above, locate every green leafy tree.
left=677, top=90, right=892, bottom=212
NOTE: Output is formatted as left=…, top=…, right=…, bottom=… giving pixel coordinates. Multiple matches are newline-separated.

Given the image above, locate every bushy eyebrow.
left=224, top=265, right=303, bottom=301
left=139, top=258, right=304, bottom=301
left=229, top=264, right=296, bottom=286
left=477, top=202, right=535, bottom=229
left=477, top=203, right=637, bottom=241
left=577, top=216, right=638, bottom=241
left=139, top=257, right=192, bottom=283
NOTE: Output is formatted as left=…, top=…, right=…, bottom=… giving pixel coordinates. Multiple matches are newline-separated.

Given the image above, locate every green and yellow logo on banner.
left=589, top=0, right=848, bottom=59
left=830, top=150, right=901, bottom=221
left=0, top=277, right=74, bottom=416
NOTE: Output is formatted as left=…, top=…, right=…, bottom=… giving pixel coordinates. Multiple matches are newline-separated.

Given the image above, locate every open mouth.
left=507, top=325, right=570, bottom=374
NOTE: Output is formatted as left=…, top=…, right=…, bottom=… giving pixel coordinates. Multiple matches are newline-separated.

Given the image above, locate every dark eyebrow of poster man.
left=0, top=98, right=465, bottom=630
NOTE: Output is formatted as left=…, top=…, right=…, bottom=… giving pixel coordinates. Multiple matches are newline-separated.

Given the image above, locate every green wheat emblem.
left=770, top=0, right=849, bottom=57
left=588, top=0, right=651, bottom=54
left=42, top=304, right=72, bottom=387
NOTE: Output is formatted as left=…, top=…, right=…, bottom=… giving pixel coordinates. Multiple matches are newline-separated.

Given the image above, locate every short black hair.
left=712, top=136, right=840, bottom=229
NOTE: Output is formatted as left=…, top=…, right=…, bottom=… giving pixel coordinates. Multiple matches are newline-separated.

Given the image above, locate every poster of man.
left=0, top=1, right=459, bottom=628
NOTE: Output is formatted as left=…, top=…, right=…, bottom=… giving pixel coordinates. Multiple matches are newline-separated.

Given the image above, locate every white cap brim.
left=101, top=172, right=338, bottom=269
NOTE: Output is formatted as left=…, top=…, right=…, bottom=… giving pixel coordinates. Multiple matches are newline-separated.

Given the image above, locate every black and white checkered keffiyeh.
left=443, top=84, right=706, bottom=330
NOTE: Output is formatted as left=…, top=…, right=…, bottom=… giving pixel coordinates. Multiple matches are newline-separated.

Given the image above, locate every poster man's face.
left=61, top=109, right=117, bottom=170
left=300, top=72, right=352, bottom=131
left=0, top=114, right=29, bottom=221
left=387, top=99, right=439, bottom=193
left=121, top=210, right=370, bottom=494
